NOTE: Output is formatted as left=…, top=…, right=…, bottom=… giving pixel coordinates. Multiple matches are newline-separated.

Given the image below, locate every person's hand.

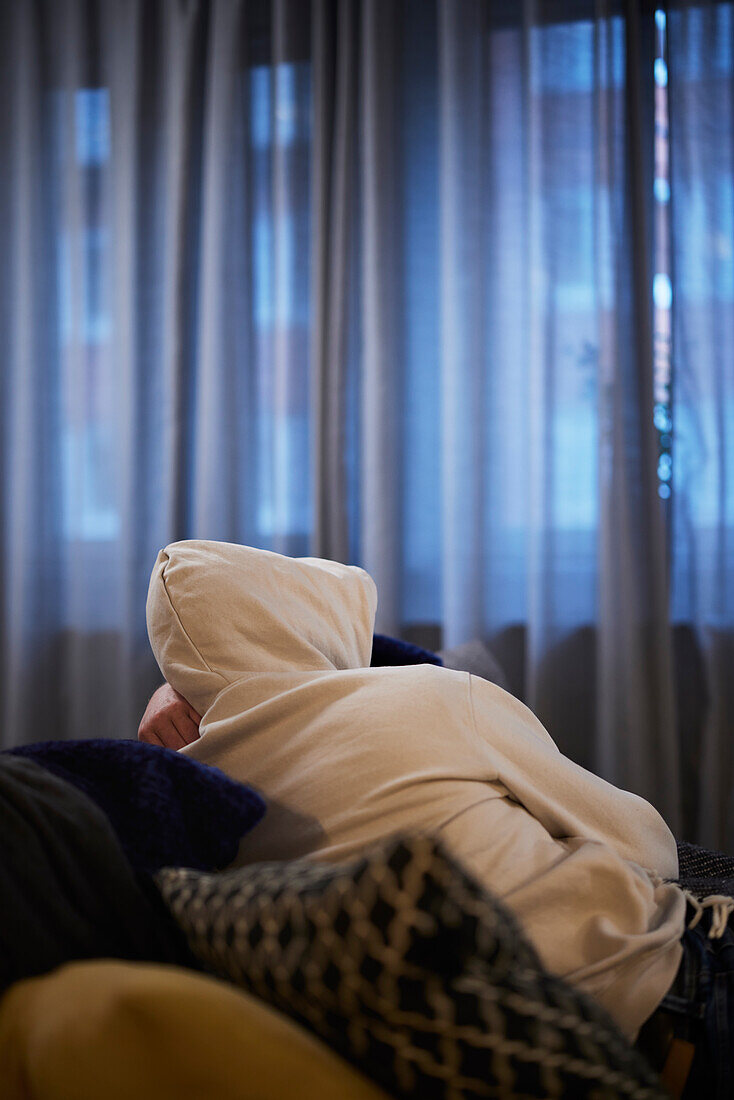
left=138, top=683, right=202, bottom=750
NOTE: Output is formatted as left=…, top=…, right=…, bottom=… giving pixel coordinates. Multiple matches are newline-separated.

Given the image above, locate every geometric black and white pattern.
left=155, top=834, right=667, bottom=1100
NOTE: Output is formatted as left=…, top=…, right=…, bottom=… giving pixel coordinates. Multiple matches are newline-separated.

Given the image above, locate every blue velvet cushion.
left=370, top=633, right=443, bottom=668
left=6, top=635, right=431, bottom=875
left=7, top=739, right=265, bottom=874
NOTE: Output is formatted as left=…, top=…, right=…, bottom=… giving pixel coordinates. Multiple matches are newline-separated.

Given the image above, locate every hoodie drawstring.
left=682, top=890, right=734, bottom=939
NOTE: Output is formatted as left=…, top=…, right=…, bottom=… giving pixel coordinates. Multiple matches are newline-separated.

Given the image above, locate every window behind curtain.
left=401, top=9, right=624, bottom=628
left=51, top=1, right=734, bottom=629
left=55, top=15, right=314, bottom=565
left=249, top=58, right=311, bottom=546
left=55, top=87, right=116, bottom=543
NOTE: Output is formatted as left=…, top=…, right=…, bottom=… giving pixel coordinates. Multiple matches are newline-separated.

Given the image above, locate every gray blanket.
left=676, top=839, right=734, bottom=899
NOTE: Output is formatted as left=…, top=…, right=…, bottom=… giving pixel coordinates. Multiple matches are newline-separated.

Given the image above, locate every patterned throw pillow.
left=155, top=835, right=665, bottom=1100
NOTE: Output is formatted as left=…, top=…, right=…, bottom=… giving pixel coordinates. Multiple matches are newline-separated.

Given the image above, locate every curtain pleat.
left=438, top=0, right=487, bottom=649
left=595, top=2, right=679, bottom=829
left=668, top=1, right=734, bottom=848
left=2, top=1, right=64, bottom=741
left=359, top=1, right=403, bottom=635
left=310, top=0, right=356, bottom=564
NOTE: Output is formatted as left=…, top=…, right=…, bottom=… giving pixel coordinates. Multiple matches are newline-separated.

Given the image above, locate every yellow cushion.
left=0, top=961, right=391, bottom=1100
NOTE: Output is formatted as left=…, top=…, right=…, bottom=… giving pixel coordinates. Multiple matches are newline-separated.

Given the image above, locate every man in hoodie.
left=138, top=539, right=733, bottom=1093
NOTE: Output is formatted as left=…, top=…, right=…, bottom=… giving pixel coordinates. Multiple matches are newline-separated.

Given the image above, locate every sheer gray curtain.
left=1, top=0, right=732, bottom=846
left=436, top=3, right=679, bottom=826
left=0, top=0, right=312, bottom=743
left=310, top=1, right=680, bottom=827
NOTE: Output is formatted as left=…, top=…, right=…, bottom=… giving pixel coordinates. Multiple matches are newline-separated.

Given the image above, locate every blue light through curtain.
left=667, top=1, right=734, bottom=847
left=0, top=0, right=732, bottom=847
left=0, top=0, right=314, bottom=747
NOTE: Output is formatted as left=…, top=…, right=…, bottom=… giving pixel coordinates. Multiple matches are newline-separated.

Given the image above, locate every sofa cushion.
left=0, top=961, right=390, bottom=1100
left=155, top=834, right=665, bottom=1100
left=8, top=738, right=265, bottom=874
left=0, top=755, right=194, bottom=996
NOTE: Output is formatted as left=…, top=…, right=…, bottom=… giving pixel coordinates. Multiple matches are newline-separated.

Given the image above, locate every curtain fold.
left=2, top=0, right=65, bottom=743
left=359, top=0, right=403, bottom=636
left=191, top=0, right=243, bottom=540
left=310, top=0, right=357, bottom=565
left=595, top=2, right=679, bottom=827
left=438, top=0, right=488, bottom=649
left=667, top=1, right=734, bottom=847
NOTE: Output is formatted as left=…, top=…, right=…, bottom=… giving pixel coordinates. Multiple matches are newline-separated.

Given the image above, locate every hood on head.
left=146, top=540, right=378, bottom=716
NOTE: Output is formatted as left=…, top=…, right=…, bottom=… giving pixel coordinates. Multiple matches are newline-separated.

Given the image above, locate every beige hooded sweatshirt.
left=146, top=539, right=686, bottom=1040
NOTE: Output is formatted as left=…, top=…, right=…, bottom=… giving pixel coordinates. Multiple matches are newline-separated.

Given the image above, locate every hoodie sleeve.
left=146, top=540, right=378, bottom=718
left=467, top=674, right=679, bottom=879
